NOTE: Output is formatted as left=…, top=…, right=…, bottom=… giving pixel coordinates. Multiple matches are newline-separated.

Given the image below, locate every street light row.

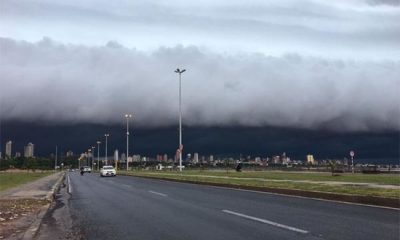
left=83, top=68, right=186, bottom=171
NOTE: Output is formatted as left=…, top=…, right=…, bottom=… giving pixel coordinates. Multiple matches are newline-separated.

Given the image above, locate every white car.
left=100, top=166, right=116, bottom=177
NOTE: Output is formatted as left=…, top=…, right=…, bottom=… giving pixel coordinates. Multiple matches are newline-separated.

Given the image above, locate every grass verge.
left=0, top=172, right=52, bottom=192
left=121, top=170, right=400, bottom=199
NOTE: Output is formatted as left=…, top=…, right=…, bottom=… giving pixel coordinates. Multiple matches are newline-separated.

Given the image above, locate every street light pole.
left=105, top=134, right=110, bottom=165
left=175, top=68, right=186, bottom=172
left=91, top=146, right=95, bottom=170
left=88, top=149, right=91, bottom=167
left=125, top=114, right=132, bottom=171
left=97, top=141, right=101, bottom=171
left=55, top=145, right=58, bottom=171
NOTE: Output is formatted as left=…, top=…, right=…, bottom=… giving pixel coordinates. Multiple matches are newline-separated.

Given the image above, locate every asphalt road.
left=67, top=172, right=399, bottom=240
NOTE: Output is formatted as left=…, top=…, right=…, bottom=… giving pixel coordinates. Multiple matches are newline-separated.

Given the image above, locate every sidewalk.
left=0, top=172, right=65, bottom=240
left=0, top=172, right=65, bottom=200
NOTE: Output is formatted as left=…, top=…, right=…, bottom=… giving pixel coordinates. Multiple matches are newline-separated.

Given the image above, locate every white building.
left=193, top=153, right=199, bottom=163
left=66, top=150, right=74, bottom=157
left=24, top=142, right=34, bottom=158
left=114, top=149, right=119, bottom=161
left=307, top=154, right=315, bottom=165
left=5, top=141, right=12, bottom=157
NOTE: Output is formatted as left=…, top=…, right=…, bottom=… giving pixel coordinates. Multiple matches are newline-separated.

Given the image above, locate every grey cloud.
left=0, top=37, right=399, bottom=132
left=1, top=0, right=399, bottom=60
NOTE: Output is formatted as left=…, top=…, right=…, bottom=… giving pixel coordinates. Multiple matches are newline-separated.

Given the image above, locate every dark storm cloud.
left=0, top=37, right=399, bottom=132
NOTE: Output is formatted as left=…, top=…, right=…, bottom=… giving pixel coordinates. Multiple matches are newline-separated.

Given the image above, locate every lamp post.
left=125, top=114, right=132, bottom=171
left=88, top=149, right=91, bottom=167
left=97, top=141, right=101, bottom=171
left=105, top=134, right=110, bottom=165
left=55, top=145, right=58, bottom=171
left=91, top=146, right=95, bottom=170
left=175, top=68, right=186, bottom=172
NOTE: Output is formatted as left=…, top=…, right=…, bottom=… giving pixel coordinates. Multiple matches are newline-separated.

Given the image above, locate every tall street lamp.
left=105, top=134, right=110, bottom=165
left=87, top=148, right=91, bottom=166
left=125, top=114, right=132, bottom=171
left=91, top=146, right=95, bottom=170
left=175, top=68, right=186, bottom=172
left=97, top=141, right=101, bottom=171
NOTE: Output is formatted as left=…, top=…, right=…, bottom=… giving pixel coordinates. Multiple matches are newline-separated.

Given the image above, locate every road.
left=67, top=172, right=399, bottom=240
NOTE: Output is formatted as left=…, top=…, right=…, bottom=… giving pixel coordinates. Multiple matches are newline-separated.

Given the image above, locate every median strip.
left=222, top=209, right=309, bottom=234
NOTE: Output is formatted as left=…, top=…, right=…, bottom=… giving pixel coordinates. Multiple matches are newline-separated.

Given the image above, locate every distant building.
left=163, top=154, right=168, bottom=162
left=114, top=149, right=119, bottom=161
left=307, top=154, right=315, bottom=165
left=0, top=152, right=2, bottom=159
left=209, top=155, right=214, bottom=162
left=66, top=150, right=74, bottom=157
left=193, top=153, right=199, bottom=163
left=5, top=141, right=12, bottom=157
left=24, top=142, right=34, bottom=158
left=15, top=152, right=21, bottom=158
left=121, top=153, right=126, bottom=162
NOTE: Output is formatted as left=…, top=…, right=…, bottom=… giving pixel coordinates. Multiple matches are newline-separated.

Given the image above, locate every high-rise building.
left=66, top=150, right=74, bottom=157
left=209, top=155, right=214, bottom=162
left=114, top=149, right=119, bottom=161
left=15, top=152, right=21, bottom=158
left=24, top=142, right=34, bottom=158
left=5, top=141, right=12, bottom=157
left=193, top=153, right=199, bottom=163
left=307, top=154, right=315, bottom=165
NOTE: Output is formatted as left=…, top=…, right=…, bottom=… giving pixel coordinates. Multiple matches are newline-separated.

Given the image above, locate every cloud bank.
left=1, top=0, right=399, bottom=60
left=1, top=37, right=399, bottom=132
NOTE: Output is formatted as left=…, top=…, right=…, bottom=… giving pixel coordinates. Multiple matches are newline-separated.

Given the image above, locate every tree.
left=327, top=160, right=338, bottom=176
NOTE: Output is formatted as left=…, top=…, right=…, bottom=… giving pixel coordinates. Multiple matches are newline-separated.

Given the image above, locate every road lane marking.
left=222, top=209, right=308, bottom=234
left=122, top=184, right=132, bottom=188
left=148, top=190, right=167, bottom=197
left=67, top=174, right=73, bottom=194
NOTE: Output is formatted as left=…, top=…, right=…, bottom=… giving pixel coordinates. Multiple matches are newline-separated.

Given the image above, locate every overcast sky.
left=0, top=0, right=399, bottom=132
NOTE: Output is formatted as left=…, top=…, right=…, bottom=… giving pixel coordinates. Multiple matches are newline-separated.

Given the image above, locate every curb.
left=22, top=172, right=66, bottom=240
left=121, top=173, right=400, bottom=209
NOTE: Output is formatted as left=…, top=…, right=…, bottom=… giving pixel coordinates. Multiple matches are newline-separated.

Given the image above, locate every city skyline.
left=1, top=121, right=398, bottom=164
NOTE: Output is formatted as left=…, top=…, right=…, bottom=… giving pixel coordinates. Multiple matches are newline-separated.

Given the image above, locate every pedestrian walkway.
left=0, top=172, right=64, bottom=200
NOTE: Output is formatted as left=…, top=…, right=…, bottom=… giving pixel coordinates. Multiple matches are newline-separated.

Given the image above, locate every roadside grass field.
left=122, top=170, right=400, bottom=199
left=0, top=172, right=52, bottom=192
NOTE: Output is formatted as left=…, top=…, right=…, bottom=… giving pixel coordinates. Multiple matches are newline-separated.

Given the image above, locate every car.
left=100, top=166, right=116, bottom=177
left=82, top=166, right=92, bottom=173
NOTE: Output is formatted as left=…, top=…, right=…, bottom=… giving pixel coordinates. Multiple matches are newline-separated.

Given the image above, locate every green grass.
left=0, top=171, right=52, bottom=192
left=135, top=169, right=400, bottom=185
left=121, top=170, right=400, bottom=199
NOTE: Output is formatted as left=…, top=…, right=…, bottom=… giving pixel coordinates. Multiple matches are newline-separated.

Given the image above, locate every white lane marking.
left=148, top=190, right=167, bottom=197
left=122, top=184, right=132, bottom=188
left=222, top=209, right=309, bottom=234
left=67, top=174, right=72, bottom=194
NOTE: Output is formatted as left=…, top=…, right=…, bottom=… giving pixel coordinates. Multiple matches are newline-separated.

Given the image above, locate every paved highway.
left=67, top=172, right=399, bottom=240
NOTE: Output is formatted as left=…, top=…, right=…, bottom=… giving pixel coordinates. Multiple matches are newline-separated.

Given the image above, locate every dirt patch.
left=0, top=199, right=49, bottom=239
